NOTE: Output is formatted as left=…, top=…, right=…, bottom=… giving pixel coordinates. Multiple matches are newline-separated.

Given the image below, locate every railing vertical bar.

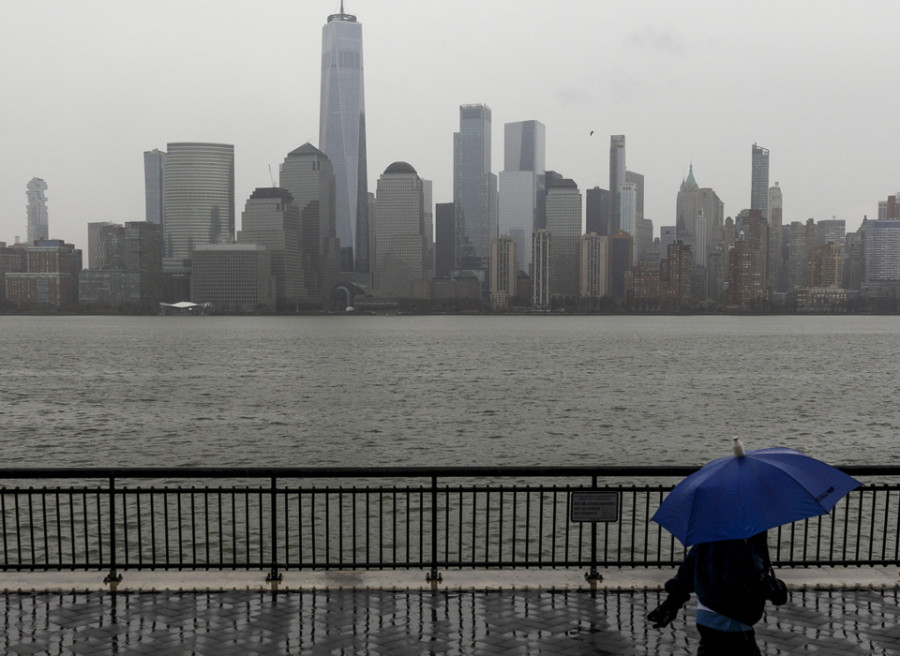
left=418, top=487, right=424, bottom=568
left=551, top=489, right=558, bottom=565
left=284, top=488, right=291, bottom=567
left=105, top=477, right=119, bottom=583
left=15, top=494, right=22, bottom=567
left=352, top=490, right=358, bottom=567
left=855, top=491, right=863, bottom=563
left=471, top=489, right=477, bottom=567
left=868, top=488, right=877, bottom=563
left=190, top=491, right=197, bottom=567
left=511, top=488, right=517, bottom=566
left=339, top=489, right=345, bottom=567
left=122, top=488, right=130, bottom=567
left=177, top=491, right=184, bottom=568
left=149, top=492, right=156, bottom=567
left=163, top=491, right=170, bottom=567
left=392, top=490, right=398, bottom=567
left=95, top=490, right=103, bottom=569
left=268, top=476, right=279, bottom=583
left=204, top=490, right=210, bottom=567
left=537, top=488, right=544, bottom=566
left=28, top=492, right=35, bottom=565
left=55, top=492, right=62, bottom=567
left=485, top=487, right=492, bottom=567
left=364, top=490, right=370, bottom=569
left=1, top=492, right=7, bottom=566
left=41, top=493, right=48, bottom=566
left=325, top=490, right=331, bottom=568
left=883, top=489, right=891, bottom=563
left=311, top=488, right=318, bottom=568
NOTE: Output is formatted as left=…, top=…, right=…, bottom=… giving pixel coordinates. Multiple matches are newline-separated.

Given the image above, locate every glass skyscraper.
left=609, top=135, right=626, bottom=233
left=143, top=149, right=166, bottom=228
left=499, top=120, right=545, bottom=272
left=319, top=5, right=368, bottom=274
left=162, top=142, right=234, bottom=274
left=454, top=104, right=497, bottom=270
left=751, top=144, right=769, bottom=215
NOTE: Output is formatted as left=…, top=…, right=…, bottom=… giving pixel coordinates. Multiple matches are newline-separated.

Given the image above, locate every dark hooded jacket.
left=663, top=532, right=771, bottom=626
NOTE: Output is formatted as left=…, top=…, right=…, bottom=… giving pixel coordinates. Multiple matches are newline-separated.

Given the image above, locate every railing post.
left=426, top=475, right=442, bottom=584
left=104, top=476, right=122, bottom=588
left=266, top=476, right=282, bottom=588
left=585, top=474, right=602, bottom=583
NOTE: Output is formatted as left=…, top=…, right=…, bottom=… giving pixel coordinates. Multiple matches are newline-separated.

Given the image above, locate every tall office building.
left=489, top=236, right=517, bottom=310
left=580, top=233, right=608, bottom=299
left=625, top=170, right=644, bottom=220
left=280, top=143, right=340, bottom=304
left=434, top=202, right=456, bottom=278
left=319, top=4, right=368, bottom=273
left=532, top=229, right=551, bottom=309
left=162, top=142, right=235, bottom=274
left=751, top=144, right=769, bottom=215
left=26, top=178, right=49, bottom=244
left=454, top=104, right=497, bottom=270
left=237, top=187, right=303, bottom=310
left=609, top=135, right=626, bottom=233
left=144, top=149, right=166, bottom=228
left=768, top=182, right=784, bottom=290
left=499, top=120, right=545, bottom=272
left=585, top=187, right=611, bottom=236
left=545, top=177, right=582, bottom=299
left=372, top=162, right=430, bottom=298
left=675, top=164, right=724, bottom=267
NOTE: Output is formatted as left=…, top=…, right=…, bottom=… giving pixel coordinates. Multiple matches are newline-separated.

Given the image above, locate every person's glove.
left=647, top=595, right=683, bottom=628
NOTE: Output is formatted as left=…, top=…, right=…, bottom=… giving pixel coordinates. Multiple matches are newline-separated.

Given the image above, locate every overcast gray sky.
left=2, top=0, right=898, bottom=249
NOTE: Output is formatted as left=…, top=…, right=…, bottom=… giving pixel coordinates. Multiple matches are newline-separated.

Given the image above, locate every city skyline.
left=2, top=0, right=899, bottom=249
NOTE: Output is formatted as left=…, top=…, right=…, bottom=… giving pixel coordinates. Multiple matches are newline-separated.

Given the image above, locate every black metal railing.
left=0, top=466, right=896, bottom=584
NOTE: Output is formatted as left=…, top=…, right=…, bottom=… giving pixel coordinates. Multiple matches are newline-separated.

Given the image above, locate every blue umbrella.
left=651, top=440, right=862, bottom=546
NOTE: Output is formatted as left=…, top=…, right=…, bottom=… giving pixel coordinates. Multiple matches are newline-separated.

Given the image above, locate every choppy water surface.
left=2, top=315, right=898, bottom=468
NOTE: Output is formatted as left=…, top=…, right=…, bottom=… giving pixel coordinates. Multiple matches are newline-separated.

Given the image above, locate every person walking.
left=647, top=531, right=786, bottom=655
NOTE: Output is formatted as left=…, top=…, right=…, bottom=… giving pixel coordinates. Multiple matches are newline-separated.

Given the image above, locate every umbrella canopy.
left=651, top=445, right=861, bottom=546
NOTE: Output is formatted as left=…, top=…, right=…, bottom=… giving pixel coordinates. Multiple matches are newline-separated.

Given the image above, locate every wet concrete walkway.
left=1, top=571, right=899, bottom=654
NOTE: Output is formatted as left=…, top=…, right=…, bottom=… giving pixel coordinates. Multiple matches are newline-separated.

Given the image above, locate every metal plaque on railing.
left=569, top=490, right=620, bottom=523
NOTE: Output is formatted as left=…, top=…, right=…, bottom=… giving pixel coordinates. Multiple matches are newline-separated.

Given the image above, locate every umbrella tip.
left=733, top=437, right=746, bottom=457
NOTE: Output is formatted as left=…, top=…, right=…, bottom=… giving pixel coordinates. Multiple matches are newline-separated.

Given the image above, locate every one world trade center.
left=319, top=2, right=369, bottom=274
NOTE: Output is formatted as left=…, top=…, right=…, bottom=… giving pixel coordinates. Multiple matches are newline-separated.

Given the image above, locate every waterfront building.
left=768, top=182, right=784, bottom=291
left=87, top=222, right=125, bottom=270
left=609, top=135, right=626, bottom=233
left=319, top=4, right=369, bottom=273
left=751, top=144, right=769, bottom=216
left=864, top=219, right=900, bottom=285
left=5, top=240, right=82, bottom=309
left=499, top=120, right=545, bottom=273
left=454, top=104, right=497, bottom=271
left=190, top=243, right=274, bottom=312
left=784, top=220, right=814, bottom=289
left=162, top=142, right=235, bottom=274
left=661, top=240, right=692, bottom=309
left=26, top=178, right=49, bottom=244
left=545, top=177, right=582, bottom=299
left=489, top=236, right=516, bottom=311
left=279, top=143, right=341, bottom=304
left=675, top=164, right=724, bottom=268
left=434, top=202, right=456, bottom=278
left=809, top=242, right=843, bottom=288
left=608, top=230, right=633, bottom=301
left=580, top=233, right=608, bottom=299
left=0, top=244, right=27, bottom=303
left=237, top=187, right=303, bottom=310
left=144, top=149, right=166, bottom=228
left=585, top=187, right=611, bottom=236
left=372, top=162, right=430, bottom=299
left=532, top=229, right=551, bottom=309
left=79, top=222, right=163, bottom=312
